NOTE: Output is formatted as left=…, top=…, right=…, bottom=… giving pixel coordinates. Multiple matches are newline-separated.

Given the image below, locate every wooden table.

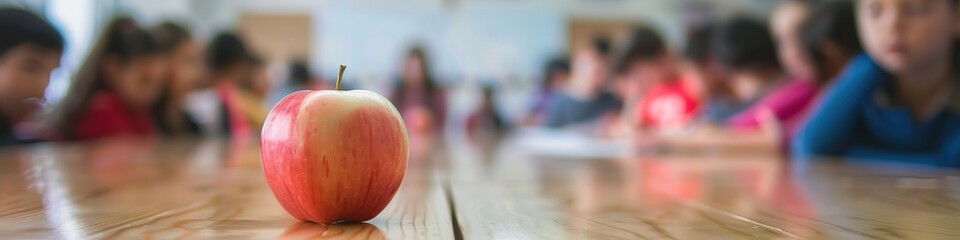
left=2, top=134, right=960, bottom=239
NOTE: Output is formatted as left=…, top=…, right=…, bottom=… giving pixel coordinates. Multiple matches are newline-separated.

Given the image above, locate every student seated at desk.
left=389, top=46, right=447, bottom=134
left=543, top=39, right=621, bottom=129
left=711, top=17, right=785, bottom=127
left=727, top=0, right=861, bottom=140
left=465, top=85, right=509, bottom=135
left=683, top=24, right=738, bottom=125
left=657, top=7, right=861, bottom=151
left=197, top=32, right=256, bottom=139
left=151, top=22, right=204, bottom=137
left=613, top=26, right=700, bottom=134
left=793, top=0, right=960, bottom=167
left=50, top=18, right=165, bottom=141
left=235, top=56, right=271, bottom=132
left=520, top=56, right=569, bottom=127
left=647, top=17, right=783, bottom=149
left=0, top=8, right=63, bottom=146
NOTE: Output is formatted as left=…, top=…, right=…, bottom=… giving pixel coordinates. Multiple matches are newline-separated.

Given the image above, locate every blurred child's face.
left=402, top=55, right=425, bottom=86
left=548, top=70, right=570, bottom=90
left=107, top=56, right=165, bottom=109
left=167, top=41, right=203, bottom=99
left=0, top=44, right=60, bottom=120
left=772, top=2, right=816, bottom=80
left=571, top=49, right=608, bottom=94
left=681, top=61, right=721, bottom=98
left=858, top=0, right=959, bottom=74
left=618, top=55, right=676, bottom=101
left=625, top=56, right=672, bottom=88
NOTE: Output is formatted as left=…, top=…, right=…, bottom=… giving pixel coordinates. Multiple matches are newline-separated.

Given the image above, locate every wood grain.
left=444, top=134, right=960, bottom=240
left=4, top=133, right=960, bottom=239
left=0, top=137, right=453, bottom=239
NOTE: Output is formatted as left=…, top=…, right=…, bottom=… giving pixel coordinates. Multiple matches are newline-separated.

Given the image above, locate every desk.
left=1, top=135, right=959, bottom=239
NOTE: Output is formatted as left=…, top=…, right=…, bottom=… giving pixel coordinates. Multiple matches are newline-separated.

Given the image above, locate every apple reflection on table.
left=278, top=222, right=385, bottom=240
left=394, top=131, right=444, bottom=209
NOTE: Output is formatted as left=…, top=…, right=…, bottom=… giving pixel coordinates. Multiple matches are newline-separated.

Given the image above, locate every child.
left=727, top=1, right=861, bottom=137
left=465, top=85, right=509, bottom=135
left=616, top=26, right=700, bottom=133
left=711, top=17, right=784, bottom=118
left=800, top=1, right=862, bottom=84
left=794, top=0, right=960, bottom=166
left=51, top=18, right=165, bottom=140
left=682, top=24, right=741, bottom=124
left=0, top=8, right=63, bottom=146
left=236, top=56, right=271, bottom=131
left=268, top=60, right=319, bottom=106
left=204, top=32, right=254, bottom=139
left=389, top=46, right=447, bottom=134
left=543, top=38, right=620, bottom=128
left=520, top=56, right=569, bottom=126
left=151, top=22, right=203, bottom=136
left=771, top=0, right=815, bottom=82
left=652, top=17, right=785, bottom=150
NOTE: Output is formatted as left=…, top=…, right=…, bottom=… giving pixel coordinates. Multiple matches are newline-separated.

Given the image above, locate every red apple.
left=260, top=65, right=408, bottom=224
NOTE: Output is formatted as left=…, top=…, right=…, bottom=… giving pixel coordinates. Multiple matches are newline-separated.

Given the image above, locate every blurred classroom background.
left=3, top=0, right=778, bottom=129
left=3, top=0, right=960, bottom=166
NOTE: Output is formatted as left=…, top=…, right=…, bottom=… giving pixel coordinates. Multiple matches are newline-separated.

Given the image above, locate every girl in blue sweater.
left=793, top=0, right=960, bottom=166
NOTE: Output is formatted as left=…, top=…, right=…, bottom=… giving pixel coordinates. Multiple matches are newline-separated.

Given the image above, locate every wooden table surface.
left=2, top=134, right=960, bottom=239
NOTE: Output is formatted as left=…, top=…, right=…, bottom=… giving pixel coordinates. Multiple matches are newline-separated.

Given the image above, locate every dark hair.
left=685, top=23, right=733, bottom=98
left=614, top=26, right=667, bottom=74
left=950, top=0, right=960, bottom=69
left=592, top=36, right=612, bottom=57
left=288, top=59, right=311, bottom=86
left=712, top=17, right=781, bottom=72
left=0, top=8, right=64, bottom=55
left=389, top=45, right=445, bottom=124
left=206, top=32, right=250, bottom=73
left=684, top=24, right=715, bottom=67
left=479, top=83, right=507, bottom=131
left=150, top=22, right=194, bottom=131
left=150, top=22, right=190, bottom=53
left=51, top=17, right=160, bottom=137
left=541, top=56, right=569, bottom=90
left=801, top=0, right=861, bottom=81
left=394, top=45, right=438, bottom=94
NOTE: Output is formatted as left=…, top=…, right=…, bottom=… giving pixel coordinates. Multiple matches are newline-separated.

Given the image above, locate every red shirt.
left=636, top=78, right=700, bottom=130
left=73, top=91, right=154, bottom=140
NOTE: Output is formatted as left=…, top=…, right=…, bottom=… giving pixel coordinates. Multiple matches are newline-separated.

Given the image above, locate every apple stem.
left=336, top=65, right=346, bottom=91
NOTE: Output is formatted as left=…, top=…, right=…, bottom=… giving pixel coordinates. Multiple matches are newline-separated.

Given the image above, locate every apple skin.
left=260, top=90, right=409, bottom=224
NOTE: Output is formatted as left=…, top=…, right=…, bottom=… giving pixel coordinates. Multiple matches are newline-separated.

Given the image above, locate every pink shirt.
left=726, top=80, right=820, bottom=135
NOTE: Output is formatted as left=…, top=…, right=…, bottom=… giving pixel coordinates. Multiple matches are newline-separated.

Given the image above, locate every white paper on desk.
left=513, top=128, right=631, bottom=159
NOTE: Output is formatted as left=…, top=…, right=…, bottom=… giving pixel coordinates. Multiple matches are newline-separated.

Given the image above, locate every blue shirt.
left=700, top=96, right=755, bottom=124
left=792, top=53, right=960, bottom=167
left=543, top=91, right=621, bottom=128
